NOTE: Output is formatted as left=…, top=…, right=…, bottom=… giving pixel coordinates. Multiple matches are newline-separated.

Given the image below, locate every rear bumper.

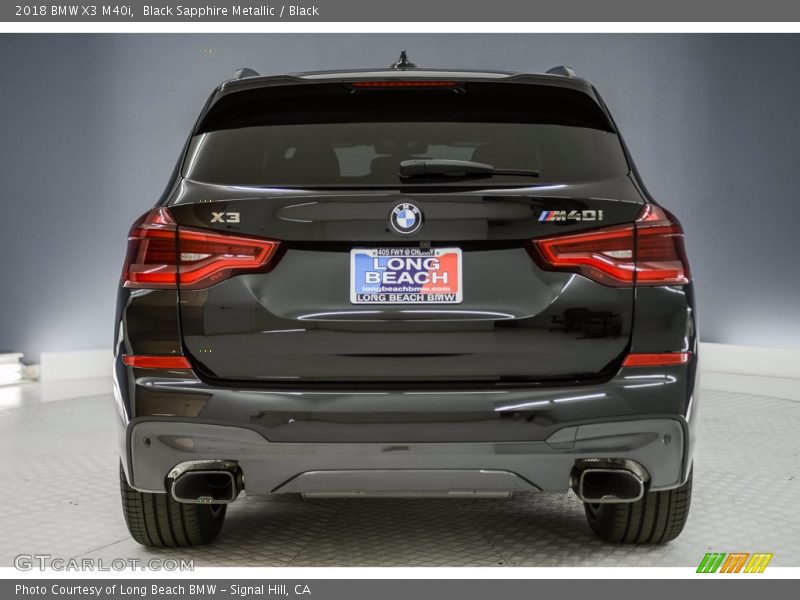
left=127, top=417, right=687, bottom=495
left=116, top=351, right=698, bottom=496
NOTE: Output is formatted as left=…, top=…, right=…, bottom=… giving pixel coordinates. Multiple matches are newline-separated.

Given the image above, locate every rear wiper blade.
left=399, top=159, right=539, bottom=180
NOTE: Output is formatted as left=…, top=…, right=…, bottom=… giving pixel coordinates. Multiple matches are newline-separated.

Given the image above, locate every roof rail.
left=232, top=67, right=261, bottom=79
left=545, top=65, right=578, bottom=78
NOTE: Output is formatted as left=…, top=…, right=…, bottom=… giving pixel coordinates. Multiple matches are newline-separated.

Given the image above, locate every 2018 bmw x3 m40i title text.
left=114, top=56, right=697, bottom=547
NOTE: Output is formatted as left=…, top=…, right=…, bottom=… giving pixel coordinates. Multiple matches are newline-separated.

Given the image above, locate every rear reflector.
left=122, top=355, right=192, bottom=369
left=122, top=207, right=280, bottom=289
left=622, top=352, right=692, bottom=367
left=351, top=80, right=460, bottom=88
left=530, top=204, right=690, bottom=286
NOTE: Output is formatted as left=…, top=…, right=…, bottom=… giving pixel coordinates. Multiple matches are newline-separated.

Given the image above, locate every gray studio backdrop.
left=1, top=34, right=799, bottom=361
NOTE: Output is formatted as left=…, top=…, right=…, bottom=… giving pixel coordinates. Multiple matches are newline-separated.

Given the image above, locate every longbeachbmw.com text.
left=13, top=4, right=321, bottom=18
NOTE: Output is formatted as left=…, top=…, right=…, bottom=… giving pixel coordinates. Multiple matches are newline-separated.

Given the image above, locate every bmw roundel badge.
left=389, top=202, right=423, bottom=235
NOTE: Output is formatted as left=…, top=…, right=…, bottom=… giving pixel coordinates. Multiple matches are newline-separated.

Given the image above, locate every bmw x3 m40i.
left=115, top=57, right=697, bottom=547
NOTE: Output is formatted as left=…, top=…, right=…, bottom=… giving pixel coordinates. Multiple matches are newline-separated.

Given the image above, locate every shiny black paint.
left=114, top=69, right=698, bottom=486
left=114, top=241, right=698, bottom=480
left=114, top=282, right=697, bottom=429
left=179, top=265, right=633, bottom=382
left=167, top=179, right=645, bottom=382
left=123, top=364, right=692, bottom=443
left=168, top=177, right=644, bottom=238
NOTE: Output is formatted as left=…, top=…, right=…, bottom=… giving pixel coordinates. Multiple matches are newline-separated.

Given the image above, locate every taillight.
left=634, top=205, right=691, bottom=285
left=532, top=224, right=636, bottom=286
left=122, top=207, right=179, bottom=288
left=177, top=227, right=280, bottom=289
left=530, top=204, right=690, bottom=286
left=122, top=207, right=280, bottom=289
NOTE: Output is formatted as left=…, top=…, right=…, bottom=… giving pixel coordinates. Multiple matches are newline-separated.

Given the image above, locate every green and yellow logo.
left=697, top=552, right=773, bottom=573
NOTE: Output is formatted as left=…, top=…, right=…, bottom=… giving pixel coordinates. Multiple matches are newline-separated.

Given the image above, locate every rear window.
left=183, top=82, right=630, bottom=187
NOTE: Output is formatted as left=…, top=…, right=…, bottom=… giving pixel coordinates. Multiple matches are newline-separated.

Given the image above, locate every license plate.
left=350, top=248, right=462, bottom=304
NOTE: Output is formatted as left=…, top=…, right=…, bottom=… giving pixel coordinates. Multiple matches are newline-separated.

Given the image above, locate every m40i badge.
left=539, top=210, right=604, bottom=222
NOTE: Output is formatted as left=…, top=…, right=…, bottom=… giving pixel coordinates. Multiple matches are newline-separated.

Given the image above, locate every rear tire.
left=583, top=468, right=692, bottom=543
left=119, top=463, right=226, bottom=547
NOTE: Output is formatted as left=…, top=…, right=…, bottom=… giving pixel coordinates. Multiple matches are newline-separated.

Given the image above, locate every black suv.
left=115, top=56, right=697, bottom=547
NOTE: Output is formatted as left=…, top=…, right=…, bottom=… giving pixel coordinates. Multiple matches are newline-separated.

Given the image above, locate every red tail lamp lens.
left=531, top=204, right=690, bottom=286
left=122, top=355, right=191, bottom=369
left=122, top=208, right=280, bottom=289
left=122, top=207, right=179, bottom=288
left=177, top=228, right=280, bottom=289
left=634, top=205, right=691, bottom=285
left=622, top=352, right=692, bottom=367
left=351, top=80, right=460, bottom=88
left=532, top=225, right=636, bottom=286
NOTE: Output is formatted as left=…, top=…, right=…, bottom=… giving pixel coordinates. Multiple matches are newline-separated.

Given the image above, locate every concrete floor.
left=0, top=377, right=798, bottom=567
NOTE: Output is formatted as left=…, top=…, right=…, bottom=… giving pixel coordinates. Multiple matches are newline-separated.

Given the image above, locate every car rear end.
left=114, top=68, right=697, bottom=546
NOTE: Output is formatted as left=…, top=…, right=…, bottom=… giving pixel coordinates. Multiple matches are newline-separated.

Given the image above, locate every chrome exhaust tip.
left=167, top=460, right=242, bottom=505
left=570, top=459, right=648, bottom=504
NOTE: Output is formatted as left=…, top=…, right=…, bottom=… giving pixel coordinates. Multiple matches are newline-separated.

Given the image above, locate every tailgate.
left=172, top=180, right=643, bottom=384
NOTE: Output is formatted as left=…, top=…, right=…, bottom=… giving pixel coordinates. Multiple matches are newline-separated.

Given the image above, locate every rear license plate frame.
left=350, top=247, right=463, bottom=305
